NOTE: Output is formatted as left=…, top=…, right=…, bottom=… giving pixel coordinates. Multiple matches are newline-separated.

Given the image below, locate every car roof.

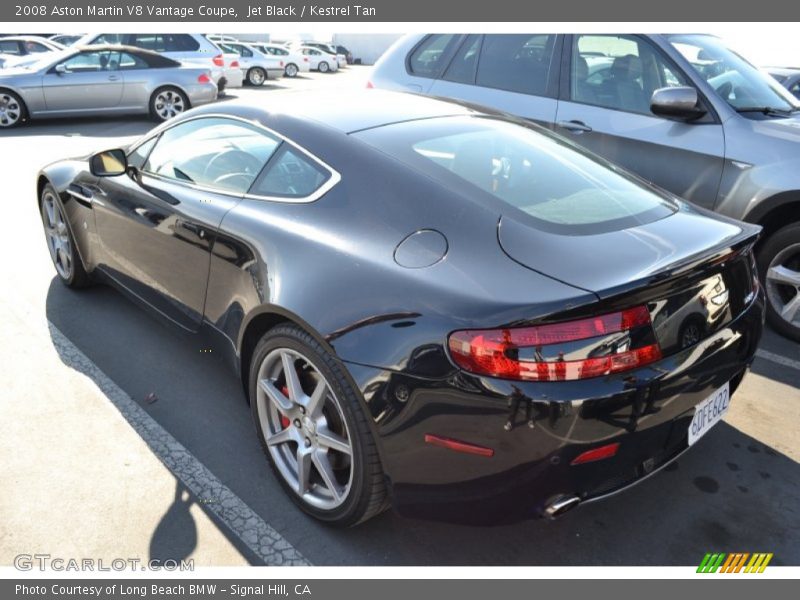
left=766, top=67, right=800, bottom=76
left=200, top=89, right=478, bottom=134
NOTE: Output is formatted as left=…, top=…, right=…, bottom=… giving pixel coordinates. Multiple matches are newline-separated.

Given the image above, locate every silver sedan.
left=0, top=44, right=219, bottom=128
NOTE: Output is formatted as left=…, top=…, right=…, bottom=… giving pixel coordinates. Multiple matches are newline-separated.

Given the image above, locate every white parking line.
left=48, top=320, right=310, bottom=566
left=756, top=349, right=800, bottom=372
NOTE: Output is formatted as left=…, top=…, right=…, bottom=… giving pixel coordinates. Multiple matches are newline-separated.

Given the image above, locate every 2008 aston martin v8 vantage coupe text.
left=37, top=90, right=764, bottom=526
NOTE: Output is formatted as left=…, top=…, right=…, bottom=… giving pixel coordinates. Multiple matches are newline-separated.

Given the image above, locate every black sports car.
left=38, top=90, right=764, bottom=526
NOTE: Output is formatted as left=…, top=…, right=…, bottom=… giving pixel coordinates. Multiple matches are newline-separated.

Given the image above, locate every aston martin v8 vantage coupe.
left=37, top=90, right=764, bottom=526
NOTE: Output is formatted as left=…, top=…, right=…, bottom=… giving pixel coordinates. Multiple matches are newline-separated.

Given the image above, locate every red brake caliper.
left=280, top=385, right=290, bottom=429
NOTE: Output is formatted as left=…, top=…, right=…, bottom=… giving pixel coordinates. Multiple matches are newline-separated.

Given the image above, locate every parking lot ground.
left=1, top=65, right=799, bottom=566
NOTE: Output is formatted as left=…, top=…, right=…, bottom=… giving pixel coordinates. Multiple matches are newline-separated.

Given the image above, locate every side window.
left=171, top=35, right=200, bottom=52
left=235, top=44, right=253, bottom=57
left=790, top=81, right=800, bottom=100
left=408, top=34, right=459, bottom=78
left=442, top=35, right=482, bottom=85
left=93, top=34, right=124, bottom=45
left=251, top=147, right=331, bottom=199
left=60, top=51, right=119, bottom=73
left=0, top=40, right=21, bottom=55
left=571, top=35, right=687, bottom=114
left=127, top=137, right=157, bottom=170
left=27, top=42, right=50, bottom=53
left=475, top=34, right=556, bottom=96
left=118, top=52, right=148, bottom=70
left=144, top=118, right=281, bottom=194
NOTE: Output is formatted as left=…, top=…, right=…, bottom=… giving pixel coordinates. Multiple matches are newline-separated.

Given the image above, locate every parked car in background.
left=251, top=43, right=310, bottom=78
left=372, top=33, right=800, bottom=341
left=298, top=46, right=338, bottom=73
left=0, top=45, right=217, bottom=127
left=36, top=90, right=763, bottom=525
left=294, top=42, right=347, bottom=69
left=50, top=34, right=83, bottom=47
left=335, top=44, right=354, bottom=65
left=768, top=68, right=800, bottom=100
left=217, top=42, right=284, bottom=86
left=74, top=33, right=242, bottom=95
left=0, top=35, right=63, bottom=68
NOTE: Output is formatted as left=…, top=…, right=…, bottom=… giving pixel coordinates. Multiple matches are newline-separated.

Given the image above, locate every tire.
left=40, top=184, right=90, bottom=289
left=0, top=89, right=26, bottom=128
left=318, top=61, right=330, bottom=73
left=757, top=223, right=800, bottom=341
left=284, top=63, right=299, bottom=78
left=247, top=67, right=266, bottom=86
left=249, top=324, right=387, bottom=526
left=149, top=86, right=189, bottom=122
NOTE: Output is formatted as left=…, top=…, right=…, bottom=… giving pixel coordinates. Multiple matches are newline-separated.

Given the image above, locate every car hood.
left=498, top=206, right=761, bottom=299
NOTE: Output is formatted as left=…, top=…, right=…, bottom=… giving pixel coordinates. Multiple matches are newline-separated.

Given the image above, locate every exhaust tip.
left=544, top=495, right=581, bottom=520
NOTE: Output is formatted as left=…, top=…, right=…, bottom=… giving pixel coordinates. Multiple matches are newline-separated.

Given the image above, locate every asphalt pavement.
left=1, top=66, right=798, bottom=567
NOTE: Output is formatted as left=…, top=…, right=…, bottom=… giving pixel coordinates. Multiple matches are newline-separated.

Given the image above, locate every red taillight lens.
left=280, top=60, right=284, bottom=67
left=230, top=60, right=240, bottom=68
left=366, top=81, right=374, bottom=89
left=304, top=57, right=309, bottom=62
left=212, top=54, right=225, bottom=67
left=448, top=306, right=661, bottom=381
left=197, top=73, right=211, bottom=83
left=570, top=442, right=620, bottom=465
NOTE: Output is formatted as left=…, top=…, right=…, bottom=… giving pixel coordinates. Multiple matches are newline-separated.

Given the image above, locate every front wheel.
left=249, top=324, right=387, bottom=526
left=40, top=184, right=90, bottom=288
left=758, top=223, right=800, bottom=341
left=318, top=61, right=330, bottom=73
left=149, top=87, right=188, bottom=122
left=284, top=63, right=299, bottom=78
left=247, top=67, right=266, bottom=86
left=0, top=89, right=26, bottom=128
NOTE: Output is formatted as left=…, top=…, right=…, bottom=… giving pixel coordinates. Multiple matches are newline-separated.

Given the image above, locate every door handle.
left=108, top=75, right=119, bottom=81
left=557, top=120, right=593, bottom=133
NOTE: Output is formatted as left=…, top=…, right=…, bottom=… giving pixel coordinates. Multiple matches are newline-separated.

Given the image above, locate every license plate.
left=688, top=382, right=730, bottom=446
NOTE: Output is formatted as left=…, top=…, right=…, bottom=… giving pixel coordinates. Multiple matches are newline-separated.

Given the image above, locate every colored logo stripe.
left=697, top=552, right=773, bottom=573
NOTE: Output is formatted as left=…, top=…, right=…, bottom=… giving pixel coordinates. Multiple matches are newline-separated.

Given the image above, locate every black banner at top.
left=2, top=0, right=798, bottom=22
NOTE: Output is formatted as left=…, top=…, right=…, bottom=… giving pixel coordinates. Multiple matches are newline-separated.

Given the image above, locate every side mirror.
left=54, top=63, right=68, bottom=74
left=650, top=86, right=707, bottom=121
left=89, top=149, right=128, bottom=177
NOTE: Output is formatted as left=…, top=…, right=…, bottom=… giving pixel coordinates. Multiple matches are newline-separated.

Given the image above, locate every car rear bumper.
left=345, top=290, right=764, bottom=524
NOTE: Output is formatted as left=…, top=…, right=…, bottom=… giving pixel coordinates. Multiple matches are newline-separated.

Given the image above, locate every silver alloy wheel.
left=319, top=61, right=329, bottom=73
left=766, top=242, right=800, bottom=327
left=285, top=63, right=298, bottom=78
left=153, top=89, right=185, bottom=121
left=0, top=93, right=21, bottom=127
left=256, top=348, right=354, bottom=510
left=249, top=68, right=266, bottom=85
left=41, top=191, right=72, bottom=280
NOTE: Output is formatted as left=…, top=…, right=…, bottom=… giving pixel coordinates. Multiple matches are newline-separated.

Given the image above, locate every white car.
left=0, top=36, right=63, bottom=69
left=298, top=46, right=338, bottom=73
left=292, top=42, right=347, bottom=69
left=73, top=33, right=243, bottom=94
left=251, top=43, right=310, bottom=78
left=216, top=42, right=284, bottom=86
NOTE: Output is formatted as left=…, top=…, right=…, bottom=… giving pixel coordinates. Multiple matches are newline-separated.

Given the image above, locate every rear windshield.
left=353, top=116, right=676, bottom=234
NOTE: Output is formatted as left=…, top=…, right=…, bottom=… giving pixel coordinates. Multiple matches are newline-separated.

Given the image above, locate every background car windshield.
left=669, top=34, right=799, bottom=111
left=355, top=116, right=676, bottom=233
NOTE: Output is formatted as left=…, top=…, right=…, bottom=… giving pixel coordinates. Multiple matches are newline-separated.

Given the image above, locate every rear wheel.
left=284, top=63, right=299, bottom=78
left=0, top=89, right=26, bottom=128
left=318, top=61, right=330, bottom=73
left=758, top=223, right=800, bottom=341
left=247, top=67, right=266, bottom=86
left=40, top=184, right=90, bottom=288
left=249, top=324, right=387, bottom=526
left=149, top=87, right=188, bottom=122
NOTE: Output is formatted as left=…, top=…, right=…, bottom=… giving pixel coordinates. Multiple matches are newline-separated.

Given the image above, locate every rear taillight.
left=212, top=54, right=225, bottom=67
left=303, top=57, right=309, bottom=62
left=448, top=305, right=662, bottom=381
left=230, top=60, right=240, bottom=68
left=366, top=80, right=374, bottom=89
left=197, top=73, right=211, bottom=83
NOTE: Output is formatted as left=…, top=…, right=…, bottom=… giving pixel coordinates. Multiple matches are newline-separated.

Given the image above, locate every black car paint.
left=38, top=92, right=764, bottom=522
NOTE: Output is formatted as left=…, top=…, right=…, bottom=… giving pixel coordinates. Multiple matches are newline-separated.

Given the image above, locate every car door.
left=93, top=116, right=281, bottom=331
left=429, top=34, right=562, bottom=127
left=42, top=50, right=124, bottom=112
left=554, top=34, right=725, bottom=208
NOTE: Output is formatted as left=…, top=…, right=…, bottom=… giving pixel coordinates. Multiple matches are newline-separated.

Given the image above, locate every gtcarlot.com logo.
left=697, top=552, right=773, bottom=573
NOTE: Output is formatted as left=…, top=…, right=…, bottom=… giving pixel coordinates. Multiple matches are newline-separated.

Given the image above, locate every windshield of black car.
left=353, top=116, right=676, bottom=235
left=668, top=34, right=800, bottom=113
